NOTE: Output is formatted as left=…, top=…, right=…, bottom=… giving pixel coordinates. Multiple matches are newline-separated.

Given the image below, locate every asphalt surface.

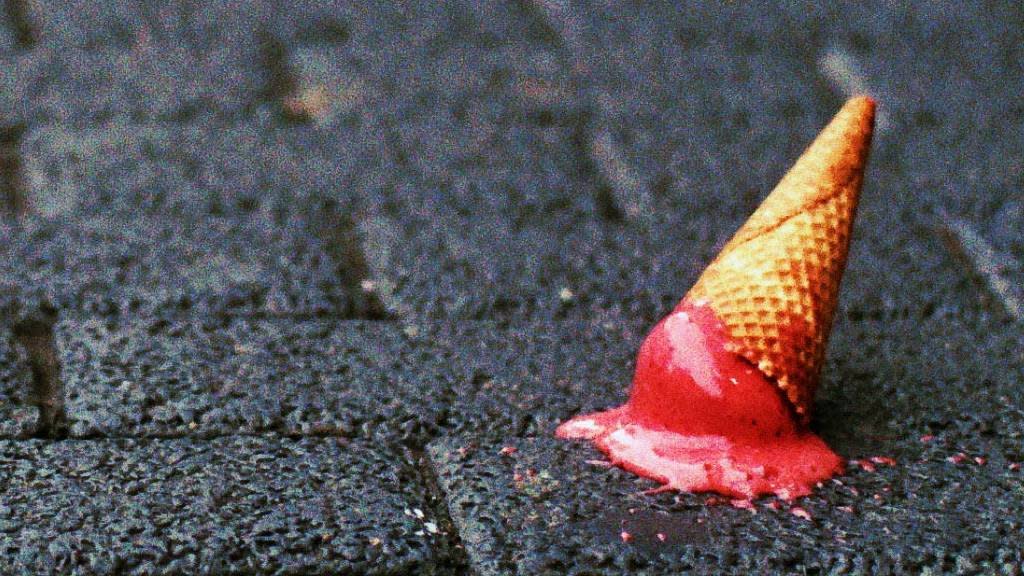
left=1, top=1, right=1022, bottom=574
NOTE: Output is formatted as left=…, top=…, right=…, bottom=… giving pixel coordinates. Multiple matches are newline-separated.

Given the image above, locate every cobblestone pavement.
left=1, top=2, right=1022, bottom=574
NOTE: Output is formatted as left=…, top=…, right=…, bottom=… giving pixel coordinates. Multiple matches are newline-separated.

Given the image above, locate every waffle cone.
left=685, top=97, right=876, bottom=422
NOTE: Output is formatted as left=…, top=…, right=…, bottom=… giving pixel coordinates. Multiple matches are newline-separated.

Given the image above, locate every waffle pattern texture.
left=685, top=97, right=876, bottom=422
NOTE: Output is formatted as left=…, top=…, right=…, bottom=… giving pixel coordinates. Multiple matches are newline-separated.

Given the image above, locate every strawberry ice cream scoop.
left=558, top=97, right=876, bottom=500
left=557, top=301, right=842, bottom=500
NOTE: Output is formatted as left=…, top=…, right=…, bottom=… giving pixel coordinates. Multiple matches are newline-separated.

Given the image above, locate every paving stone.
left=432, top=318, right=642, bottom=438
left=0, top=45, right=263, bottom=127
left=0, top=436, right=450, bottom=575
left=360, top=121, right=1001, bottom=332
left=56, top=317, right=463, bottom=440
left=0, top=212, right=351, bottom=320
left=0, top=12, right=14, bottom=54
left=57, top=313, right=657, bottom=444
left=430, top=426, right=1024, bottom=575
left=32, top=47, right=262, bottom=126
left=791, top=3, right=1024, bottom=246
left=15, top=2, right=457, bottom=127
left=28, top=0, right=271, bottom=53
left=568, top=1, right=1024, bottom=265
left=18, top=121, right=379, bottom=218
left=0, top=330, right=36, bottom=438
left=416, top=5, right=1024, bottom=571
left=1, top=122, right=383, bottom=319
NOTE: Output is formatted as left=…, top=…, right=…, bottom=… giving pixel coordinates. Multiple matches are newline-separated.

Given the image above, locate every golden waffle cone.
left=685, top=97, right=876, bottom=422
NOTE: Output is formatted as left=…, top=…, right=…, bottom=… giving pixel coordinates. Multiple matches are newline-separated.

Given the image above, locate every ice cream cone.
left=557, top=97, right=875, bottom=499
left=684, top=96, right=876, bottom=421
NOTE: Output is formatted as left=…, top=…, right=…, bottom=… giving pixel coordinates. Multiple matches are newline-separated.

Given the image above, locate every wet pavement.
left=1, top=1, right=1022, bottom=574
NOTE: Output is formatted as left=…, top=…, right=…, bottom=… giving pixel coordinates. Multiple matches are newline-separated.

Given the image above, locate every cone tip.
left=848, top=94, right=876, bottom=109
left=843, top=96, right=877, bottom=130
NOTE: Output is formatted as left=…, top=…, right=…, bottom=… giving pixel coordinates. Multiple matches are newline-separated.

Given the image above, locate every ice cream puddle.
left=558, top=301, right=843, bottom=500
left=557, top=97, right=877, bottom=500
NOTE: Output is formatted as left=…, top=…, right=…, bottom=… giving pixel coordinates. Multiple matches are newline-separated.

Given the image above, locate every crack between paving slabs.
left=403, top=442, right=473, bottom=575
left=10, top=304, right=66, bottom=438
left=308, top=197, right=396, bottom=321
left=0, top=123, right=28, bottom=219
left=936, top=211, right=1024, bottom=323
left=509, top=0, right=652, bottom=225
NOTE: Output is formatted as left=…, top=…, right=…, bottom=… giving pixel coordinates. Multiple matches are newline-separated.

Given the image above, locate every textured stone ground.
left=1, top=1, right=1021, bottom=574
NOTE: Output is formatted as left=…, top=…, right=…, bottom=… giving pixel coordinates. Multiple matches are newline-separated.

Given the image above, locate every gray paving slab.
left=0, top=45, right=262, bottom=127
left=0, top=436, right=451, bottom=575
left=786, top=2, right=1024, bottom=257
left=412, top=165, right=1024, bottom=569
left=430, top=427, right=1024, bottom=575
left=18, top=121, right=379, bottom=218
left=0, top=51, right=42, bottom=126
left=57, top=318, right=461, bottom=440
left=423, top=240, right=1023, bottom=574
left=58, top=313, right=657, bottom=444
left=31, top=47, right=262, bottom=126
left=11, top=2, right=457, bottom=127
left=0, top=213, right=351, bottom=320
left=431, top=318, right=643, bottom=439
left=564, top=0, right=1024, bottom=277
left=28, top=0, right=270, bottom=53
left=1, top=122, right=383, bottom=319
left=359, top=114, right=1005, bottom=331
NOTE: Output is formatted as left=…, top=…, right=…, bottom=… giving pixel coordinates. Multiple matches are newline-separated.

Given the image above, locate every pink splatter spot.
left=973, top=457, right=987, bottom=466
left=620, top=531, right=633, bottom=543
left=790, top=507, right=812, bottom=520
left=919, top=434, right=935, bottom=443
left=499, top=446, right=518, bottom=456
left=870, top=456, right=896, bottom=467
left=730, top=499, right=755, bottom=510
left=656, top=533, right=667, bottom=542
left=1009, top=463, right=1021, bottom=471
left=947, top=453, right=968, bottom=465
left=838, top=506, right=854, bottom=514
left=855, top=459, right=876, bottom=473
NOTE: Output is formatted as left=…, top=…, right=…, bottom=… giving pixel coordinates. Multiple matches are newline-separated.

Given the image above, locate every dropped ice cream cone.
left=557, top=97, right=876, bottom=500
left=686, top=95, right=875, bottom=421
